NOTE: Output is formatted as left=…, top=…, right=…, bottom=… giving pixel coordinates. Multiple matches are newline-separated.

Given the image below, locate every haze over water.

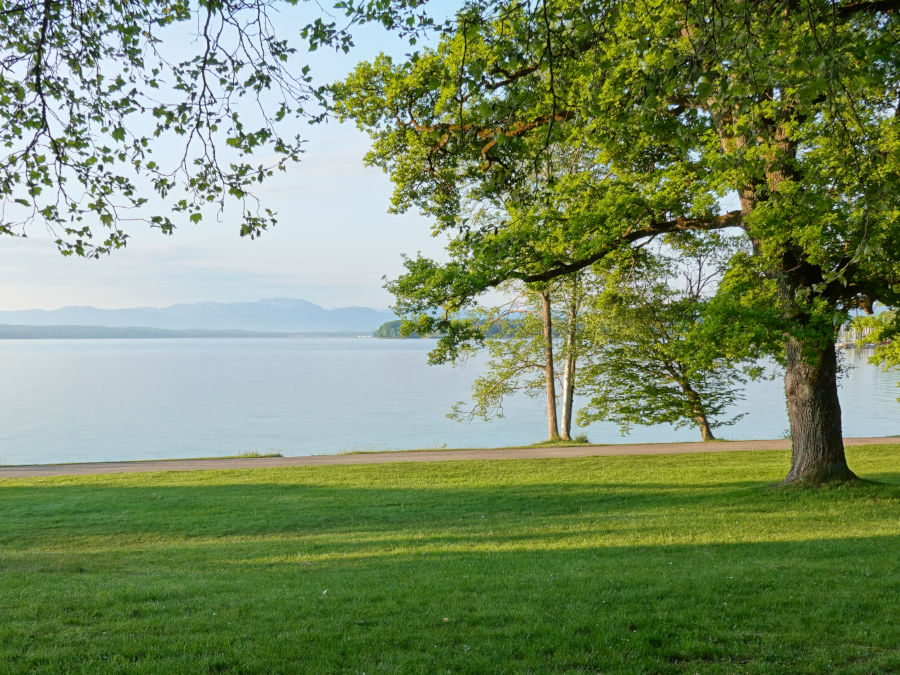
left=0, top=338, right=896, bottom=466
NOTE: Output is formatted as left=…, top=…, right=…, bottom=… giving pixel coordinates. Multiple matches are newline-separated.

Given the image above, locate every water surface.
left=0, top=338, right=895, bottom=465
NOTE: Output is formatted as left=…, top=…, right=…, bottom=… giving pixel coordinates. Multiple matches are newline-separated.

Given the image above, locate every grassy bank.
left=1, top=446, right=897, bottom=673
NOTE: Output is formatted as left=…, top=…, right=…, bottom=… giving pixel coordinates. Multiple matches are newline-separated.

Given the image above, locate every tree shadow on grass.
left=0, top=456, right=896, bottom=671
left=0, top=478, right=821, bottom=541
left=1, top=477, right=896, bottom=568
left=0, top=532, right=896, bottom=673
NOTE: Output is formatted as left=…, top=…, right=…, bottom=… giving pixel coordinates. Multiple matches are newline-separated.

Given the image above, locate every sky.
left=0, top=7, right=449, bottom=312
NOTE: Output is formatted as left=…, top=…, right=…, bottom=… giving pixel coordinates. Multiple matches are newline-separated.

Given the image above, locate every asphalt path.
left=1, top=436, right=898, bottom=479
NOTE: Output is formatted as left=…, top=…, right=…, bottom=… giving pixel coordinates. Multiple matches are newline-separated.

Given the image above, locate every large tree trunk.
left=540, top=289, right=561, bottom=441
left=781, top=337, right=857, bottom=485
left=560, top=281, right=579, bottom=441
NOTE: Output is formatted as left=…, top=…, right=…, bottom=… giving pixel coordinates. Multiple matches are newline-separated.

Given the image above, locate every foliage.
left=334, top=0, right=899, bottom=341
left=374, top=319, right=419, bottom=337
left=849, top=308, right=897, bottom=342
left=449, top=289, right=550, bottom=420
left=849, top=307, right=900, bottom=398
left=372, top=317, right=514, bottom=338
left=1, top=447, right=897, bottom=671
left=448, top=234, right=769, bottom=442
left=0, top=0, right=315, bottom=255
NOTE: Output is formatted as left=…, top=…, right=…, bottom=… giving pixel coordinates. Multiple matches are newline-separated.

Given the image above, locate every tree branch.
left=509, top=210, right=745, bottom=284
left=481, top=63, right=540, bottom=90
left=837, top=0, right=900, bottom=15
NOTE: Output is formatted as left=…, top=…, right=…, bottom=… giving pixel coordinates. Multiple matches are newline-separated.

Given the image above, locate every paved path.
left=2, top=436, right=898, bottom=480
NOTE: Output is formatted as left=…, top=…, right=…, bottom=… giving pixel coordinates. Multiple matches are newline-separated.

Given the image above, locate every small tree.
left=450, top=274, right=588, bottom=441
left=577, top=239, right=759, bottom=442
left=450, top=236, right=759, bottom=443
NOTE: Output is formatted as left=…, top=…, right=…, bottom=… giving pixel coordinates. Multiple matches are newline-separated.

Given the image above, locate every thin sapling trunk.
left=541, top=289, right=561, bottom=441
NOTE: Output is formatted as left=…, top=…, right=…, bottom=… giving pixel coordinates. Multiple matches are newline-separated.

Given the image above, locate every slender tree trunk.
left=695, top=414, right=715, bottom=442
left=560, top=349, right=576, bottom=440
left=781, top=337, right=857, bottom=484
left=560, top=281, right=579, bottom=440
left=540, top=289, right=560, bottom=441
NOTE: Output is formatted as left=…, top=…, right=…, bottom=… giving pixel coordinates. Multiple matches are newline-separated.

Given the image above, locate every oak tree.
left=334, top=0, right=900, bottom=484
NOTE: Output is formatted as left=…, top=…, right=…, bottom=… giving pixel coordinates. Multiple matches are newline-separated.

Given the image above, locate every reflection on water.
left=0, top=339, right=896, bottom=465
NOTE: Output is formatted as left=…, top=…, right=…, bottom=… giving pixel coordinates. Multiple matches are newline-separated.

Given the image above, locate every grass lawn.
left=1, top=445, right=897, bottom=673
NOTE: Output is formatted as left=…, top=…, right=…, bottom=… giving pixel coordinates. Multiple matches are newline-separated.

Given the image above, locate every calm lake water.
left=0, top=338, right=897, bottom=465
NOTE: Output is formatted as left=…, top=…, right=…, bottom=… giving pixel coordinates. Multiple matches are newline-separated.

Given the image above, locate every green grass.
left=530, top=434, right=591, bottom=447
left=1, top=445, right=897, bottom=673
left=343, top=435, right=594, bottom=454
left=218, top=451, right=283, bottom=459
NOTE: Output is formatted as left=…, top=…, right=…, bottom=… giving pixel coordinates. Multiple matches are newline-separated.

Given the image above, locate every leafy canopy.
left=334, top=0, right=900, bottom=357
left=577, top=237, right=767, bottom=437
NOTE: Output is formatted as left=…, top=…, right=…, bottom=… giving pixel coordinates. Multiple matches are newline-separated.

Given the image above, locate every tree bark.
left=540, top=289, right=561, bottom=441
left=781, top=337, right=858, bottom=484
left=560, top=345, right=576, bottom=440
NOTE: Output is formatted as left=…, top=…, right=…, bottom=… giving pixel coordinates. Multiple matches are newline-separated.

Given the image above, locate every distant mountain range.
left=0, top=298, right=395, bottom=334
left=0, top=325, right=303, bottom=339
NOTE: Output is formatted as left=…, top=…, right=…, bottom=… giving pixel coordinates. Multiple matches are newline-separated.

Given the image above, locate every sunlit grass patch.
left=1, top=445, right=897, bottom=672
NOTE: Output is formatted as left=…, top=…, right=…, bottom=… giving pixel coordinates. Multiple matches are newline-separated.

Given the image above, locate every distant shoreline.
left=0, top=325, right=371, bottom=339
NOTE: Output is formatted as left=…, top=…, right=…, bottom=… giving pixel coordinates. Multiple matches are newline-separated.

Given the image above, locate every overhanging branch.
left=508, top=210, right=745, bottom=284
left=408, top=110, right=575, bottom=167
left=837, top=0, right=900, bottom=15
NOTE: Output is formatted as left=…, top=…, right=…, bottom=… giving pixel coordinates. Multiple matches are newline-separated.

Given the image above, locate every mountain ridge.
left=0, top=298, right=395, bottom=333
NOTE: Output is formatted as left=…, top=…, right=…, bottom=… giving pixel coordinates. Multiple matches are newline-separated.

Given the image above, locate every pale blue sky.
left=0, top=7, right=448, bottom=311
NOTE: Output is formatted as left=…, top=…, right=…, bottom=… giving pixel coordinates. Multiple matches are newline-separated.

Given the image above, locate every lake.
left=0, top=338, right=897, bottom=465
